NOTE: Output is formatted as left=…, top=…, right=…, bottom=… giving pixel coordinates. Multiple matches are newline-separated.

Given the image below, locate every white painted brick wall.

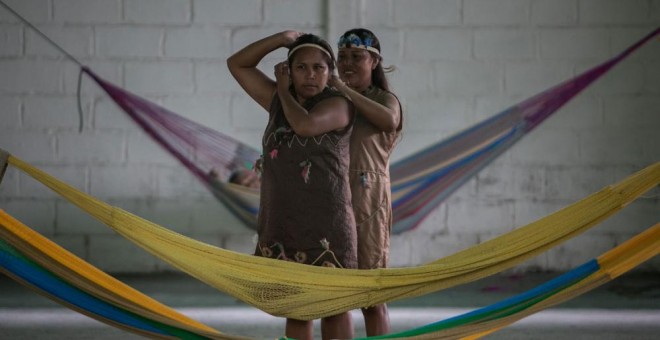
left=0, top=97, right=20, bottom=127
left=161, top=94, right=233, bottom=131
left=57, top=202, right=110, bottom=235
left=531, top=0, right=577, bottom=26
left=89, top=164, right=155, bottom=198
left=23, top=96, right=89, bottom=129
left=0, top=168, right=18, bottom=197
left=51, top=235, right=87, bottom=260
left=505, top=61, right=573, bottom=95
left=26, top=26, right=93, bottom=58
left=126, top=133, right=180, bottom=165
left=263, top=0, right=324, bottom=25
left=404, top=95, right=471, bottom=133
left=57, top=131, right=126, bottom=163
left=2, top=200, right=55, bottom=235
left=393, top=0, right=461, bottom=26
left=20, top=165, right=87, bottom=199
left=474, top=29, right=535, bottom=60
left=0, top=0, right=49, bottom=23
left=579, top=0, right=653, bottom=25
left=464, top=0, right=530, bottom=25
left=404, top=29, right=471, bottom=61
left=195, top=62, right=239, bottom=93
left=88, top=234, right=164, bottom=273
left=193, top=0, right=262, bottom=25
left=0, top=131, right=56, bottom=162
left=0, top=0, right=658, bottom=274
left=124, top=61, right=194, bottom=94
left=539, top=29, right=610, bottom=59
left=164, top=27, right=229, bottom=59
left=122, top=199, right=194, bottom=234
left=0, top=60, right=61, bottom=93
left=124, top=0, right=190, bottom=25
left=54, top=0, right=122, bottom=24
left=448, top=197, right=516, bottom=234
left=434, top=61, right=502, bottom=95
left=0, top=24, right=22, bottom=57
left=96, top=26, right=162, bottom=58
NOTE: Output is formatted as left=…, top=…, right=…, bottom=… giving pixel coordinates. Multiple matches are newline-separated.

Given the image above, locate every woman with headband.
left=227, top=31, right=356, bottom=340
left=329, top=28, right=403, bottom=336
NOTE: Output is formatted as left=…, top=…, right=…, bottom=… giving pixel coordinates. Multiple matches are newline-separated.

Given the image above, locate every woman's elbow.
left=226, top=57, right=238, bottom=73
left=380, top=117, right=400, bottom=132
left=291, top=125, right=317, bottom=138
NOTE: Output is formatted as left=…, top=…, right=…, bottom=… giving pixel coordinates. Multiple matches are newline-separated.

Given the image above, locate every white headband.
left=287, top=43, right=332, bottom=59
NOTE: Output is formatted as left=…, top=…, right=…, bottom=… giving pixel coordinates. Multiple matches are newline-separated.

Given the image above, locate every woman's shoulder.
left=306, top=87, right=352, bottom=107
left=365, top=86, right=400, bottom=106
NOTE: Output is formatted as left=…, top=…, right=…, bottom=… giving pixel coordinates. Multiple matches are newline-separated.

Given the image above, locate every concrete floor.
left=1, top=271, right=659, bottom=339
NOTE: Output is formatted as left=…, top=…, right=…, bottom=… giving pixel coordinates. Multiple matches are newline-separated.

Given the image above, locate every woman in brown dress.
left=227, top=31, right=356, bottom=340
left=330, top=28, right=403, bottom=336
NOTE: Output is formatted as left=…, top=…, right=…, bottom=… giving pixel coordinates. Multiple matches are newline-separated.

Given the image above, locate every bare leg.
left=286, top=318, right=313, bottom=340
left=362, top=304, right=390, bottom=336
left=321, top=311, right=354, bottom=340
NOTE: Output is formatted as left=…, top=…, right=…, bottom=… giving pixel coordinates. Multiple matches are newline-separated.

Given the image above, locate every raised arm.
left=274, top=62, right=351, bottom=137
left=227, top=31, right=301, bottom=111
left=329, top=75, right=401, bottom=132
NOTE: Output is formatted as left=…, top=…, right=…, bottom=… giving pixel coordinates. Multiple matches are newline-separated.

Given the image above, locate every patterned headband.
left=287, top=43, right=332, bottom=59
left=337, top=33, right=380, bottom=55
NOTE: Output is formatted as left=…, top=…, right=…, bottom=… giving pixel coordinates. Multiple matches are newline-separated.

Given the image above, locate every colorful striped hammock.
left=0, top=210, right=660, bottom=339
left=1, top=190, right=658, bottom=339
left=79, top=27, right=659, bottom=234
left=2, top=151, right=658, bottom=322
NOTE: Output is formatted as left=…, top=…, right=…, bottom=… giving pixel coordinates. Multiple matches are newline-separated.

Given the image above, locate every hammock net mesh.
left=4, top=153, right=659, bottom=321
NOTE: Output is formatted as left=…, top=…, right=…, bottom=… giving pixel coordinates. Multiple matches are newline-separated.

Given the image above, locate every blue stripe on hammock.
left=409, top=259, right=599, bottom=331
left=392, top=123, right=523, bottom=207
left=390, top=106, right=521, bottom=174
left=0, top=239, right=170, bottom=336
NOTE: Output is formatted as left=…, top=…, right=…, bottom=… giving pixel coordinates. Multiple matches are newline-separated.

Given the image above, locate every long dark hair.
left=338, top=28, right=392, bottom=92
left=287, top=34, right=336, bottom=73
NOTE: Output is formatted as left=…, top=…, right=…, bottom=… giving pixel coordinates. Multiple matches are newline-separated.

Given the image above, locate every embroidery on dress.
left=259, top=242, right=289, bottom=261
left=294, top=251, right=307, bottom=263
left=260, top=239, right=343, bottom=267
left=310, top=238, right=343, bottom=268
left=263, top=130, right=340, bottom=149
left=299, top=160, right=312, bottom=183
left=360, top=172, right=370, bottom=188
left=268, top=126, right=294, bottom=159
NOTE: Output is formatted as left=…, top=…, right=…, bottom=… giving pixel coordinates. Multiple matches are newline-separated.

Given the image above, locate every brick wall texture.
left=1, top=0, right=658, bottom=273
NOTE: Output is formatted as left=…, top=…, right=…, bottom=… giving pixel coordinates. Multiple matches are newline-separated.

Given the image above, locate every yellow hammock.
left=1, top=207, right=657, bottom=339
left=3, top=151, right=659, bottom=321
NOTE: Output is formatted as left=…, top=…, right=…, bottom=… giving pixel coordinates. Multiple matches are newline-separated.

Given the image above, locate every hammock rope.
left=1, top=207, right=657, bottom=339
left=3, top=150, right=659, bottom=321
left=362, top=222, right=660, bottom=339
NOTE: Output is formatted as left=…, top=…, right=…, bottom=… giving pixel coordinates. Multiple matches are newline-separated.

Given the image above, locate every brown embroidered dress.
left=255, top=87, right=357, bottom=269
left=349, top=86, right=402, bottom=269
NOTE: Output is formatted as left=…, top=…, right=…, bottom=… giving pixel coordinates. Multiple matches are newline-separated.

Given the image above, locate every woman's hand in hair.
left=274, top=61, right=291, bottom=93
left=329, top=73, right=349, bottom=90
left=280, top=30, right=303, bottom=47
